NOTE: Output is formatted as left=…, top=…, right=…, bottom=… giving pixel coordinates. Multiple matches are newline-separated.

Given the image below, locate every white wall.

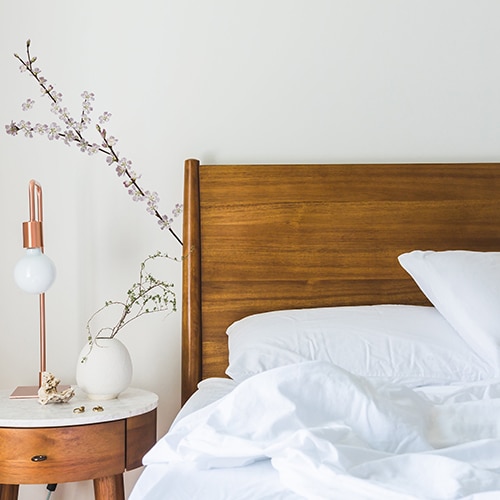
left=1, top=1, right=500, bottom=498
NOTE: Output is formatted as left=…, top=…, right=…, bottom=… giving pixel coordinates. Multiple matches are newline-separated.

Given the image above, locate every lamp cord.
left=46, top=484, right=57, bottom=499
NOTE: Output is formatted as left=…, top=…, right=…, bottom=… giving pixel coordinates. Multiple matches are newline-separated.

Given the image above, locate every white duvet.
left=136, top=362, right=500, bottom=499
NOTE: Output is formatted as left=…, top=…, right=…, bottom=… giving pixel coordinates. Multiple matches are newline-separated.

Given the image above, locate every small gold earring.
left=73, top=405, right=85, bottom=414
left=92, top=405, right=104, bottom=412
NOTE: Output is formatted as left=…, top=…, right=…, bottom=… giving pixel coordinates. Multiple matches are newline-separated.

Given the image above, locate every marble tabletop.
left=0, top=387, right=158, bottom=427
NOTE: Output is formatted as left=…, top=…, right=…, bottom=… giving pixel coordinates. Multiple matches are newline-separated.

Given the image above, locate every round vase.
left=76, top=337, right=132, bottom=400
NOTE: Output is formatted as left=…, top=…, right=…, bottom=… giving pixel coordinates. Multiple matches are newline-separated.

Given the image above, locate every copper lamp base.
left=9, top=386, right=40, bottom=399
left=10, top=384, right=72, bottom=399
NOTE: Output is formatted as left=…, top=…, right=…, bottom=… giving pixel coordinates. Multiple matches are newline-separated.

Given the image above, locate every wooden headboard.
left=181, top=159, right=500, bottom=403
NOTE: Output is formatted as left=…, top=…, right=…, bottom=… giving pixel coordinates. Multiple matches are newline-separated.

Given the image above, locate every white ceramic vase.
left=76, top=337, right=132, bottom=400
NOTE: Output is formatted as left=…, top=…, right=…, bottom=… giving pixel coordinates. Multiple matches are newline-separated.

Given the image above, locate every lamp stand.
left=10, top=293, right=48, bottom=399
left=10, top=180, right=69, bottom=399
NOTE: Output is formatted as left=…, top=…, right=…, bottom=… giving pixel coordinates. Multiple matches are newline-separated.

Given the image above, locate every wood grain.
left=94, top=474, right=124, bottom=500
left=182, top=159, right=202, bottom=403
left=0, top=421, right=125, bottom=484
left=126, top=409, right=157, bottom=470
left=0, top=485, right=18, bottom=500
left=182, top=161, right=500, bottom=402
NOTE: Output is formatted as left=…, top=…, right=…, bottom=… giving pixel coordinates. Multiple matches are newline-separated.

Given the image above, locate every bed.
left=130, top=160, right=500, bottom=499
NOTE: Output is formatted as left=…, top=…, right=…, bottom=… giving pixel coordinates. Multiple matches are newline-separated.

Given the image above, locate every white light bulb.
left=14, top=248, right=56, bottom=294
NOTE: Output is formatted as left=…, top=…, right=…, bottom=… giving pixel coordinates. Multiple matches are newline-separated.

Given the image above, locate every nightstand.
left=0, top=387, right=158, bottom=500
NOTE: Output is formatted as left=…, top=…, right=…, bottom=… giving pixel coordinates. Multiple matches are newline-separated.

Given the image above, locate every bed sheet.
left=131, top=363, right=500, bottom=500
left=129, top=460, right=301, bottom=500
left=171, top=377, right=237, bottom=425
left=130, top=377, right=300, bottom=499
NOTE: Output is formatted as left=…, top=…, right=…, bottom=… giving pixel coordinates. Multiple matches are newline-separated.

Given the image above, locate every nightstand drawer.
left=0, top=420, right=125, bottom=484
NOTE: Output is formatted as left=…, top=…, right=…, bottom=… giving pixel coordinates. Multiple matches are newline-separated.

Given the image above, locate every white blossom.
left=172, top=203, right=183, bottom=218
left=21, top=98, right=35, bottom=111
left=47, top=122, right=61, bottom=140
left=87, top=143, right=100, bottom=155
left=158, top=215, right=173, bottom=229
left=99, top=111, right=111, bottom=123
left=81, top=91, right=95, bottom=101
left=62, top=129, right=76, bottom=145
left=106, top=135, right=118, bottom=147
left=82, top=100, right=93, bottom=113
left=5, top=121, right=19, bottom=136
left=18, top=120, right=33, bottom=138
left=34, top=123, right=48, bottom=135
left=106, top=154, right=116, bottom=165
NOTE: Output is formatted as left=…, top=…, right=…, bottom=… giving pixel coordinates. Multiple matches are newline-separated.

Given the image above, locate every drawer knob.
left=31, top=454, right=48, bottom=462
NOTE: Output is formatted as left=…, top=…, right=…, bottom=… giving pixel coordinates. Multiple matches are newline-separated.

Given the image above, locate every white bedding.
left=226, top=305, right=496, bottom=385
left=131, top=362, right=500, bottom=500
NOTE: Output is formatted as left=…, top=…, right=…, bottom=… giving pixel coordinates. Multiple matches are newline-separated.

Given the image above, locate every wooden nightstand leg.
left=0, top=484, right=19, bottom=500
left=93, top=474, right=124, bottom=500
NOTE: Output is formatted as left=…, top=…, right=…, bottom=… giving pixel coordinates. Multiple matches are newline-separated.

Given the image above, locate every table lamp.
left=10, top=180, right=56, bottom=398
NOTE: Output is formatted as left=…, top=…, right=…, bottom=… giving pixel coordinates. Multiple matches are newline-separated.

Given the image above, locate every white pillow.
left=398, top=250, right=500, bottom=367
left=226, top=305, right=496, bottom=386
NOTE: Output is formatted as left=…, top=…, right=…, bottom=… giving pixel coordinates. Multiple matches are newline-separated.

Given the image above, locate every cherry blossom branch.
left=5, top=39, right=183, bottom=246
